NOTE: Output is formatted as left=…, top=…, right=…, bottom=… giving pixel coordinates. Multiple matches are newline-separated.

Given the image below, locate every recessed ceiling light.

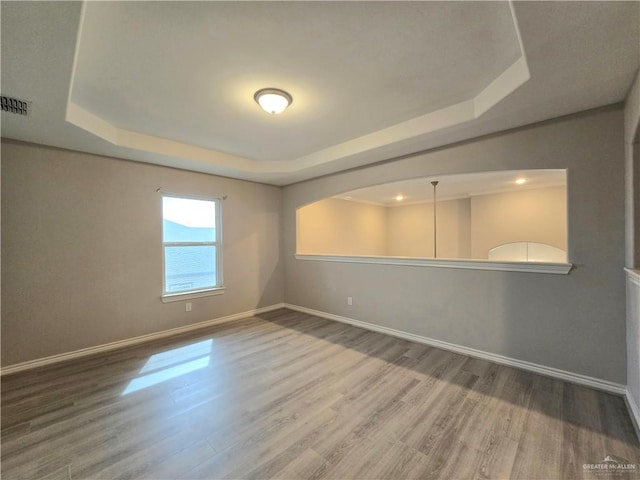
left=515, top=178, right=527, bottom=185
left=343, top=196, right=352, bottom=200
left=254, top=88, right=292, bottom=115
left=395, top=194, right=404, bottom=201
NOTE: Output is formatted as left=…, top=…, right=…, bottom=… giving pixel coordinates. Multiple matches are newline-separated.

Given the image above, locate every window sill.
left=295, top=254, right=572, bottom=275
left=161, top=287, right=226, bottom=303
left=625, top=268, right=640, bottom=286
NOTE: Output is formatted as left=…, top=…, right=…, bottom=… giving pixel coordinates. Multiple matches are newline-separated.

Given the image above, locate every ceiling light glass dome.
left=254, top=88, right=292, bottom=115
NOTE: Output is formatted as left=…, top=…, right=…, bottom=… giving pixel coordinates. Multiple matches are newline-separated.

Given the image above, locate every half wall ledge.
left=295, top=254, right=573, bottom=275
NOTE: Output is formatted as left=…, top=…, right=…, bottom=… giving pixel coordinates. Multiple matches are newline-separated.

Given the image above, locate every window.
left=162, top=194, right=222, bottom=299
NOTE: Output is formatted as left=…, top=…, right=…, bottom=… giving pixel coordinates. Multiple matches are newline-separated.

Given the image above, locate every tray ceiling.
left=1, top=1, right=638, bottom=185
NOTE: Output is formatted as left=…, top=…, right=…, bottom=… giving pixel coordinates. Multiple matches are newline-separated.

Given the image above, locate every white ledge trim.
left=295, top=254, right=572, bottom=275
left=625, top=268, right=640, bottom=287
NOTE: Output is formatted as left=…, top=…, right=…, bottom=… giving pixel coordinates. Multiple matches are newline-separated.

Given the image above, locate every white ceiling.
left=71, top=1, right=521, bottom=163
left=333, top=169, right=567, bottom=206
left=1, top=2, right=638, bottom=186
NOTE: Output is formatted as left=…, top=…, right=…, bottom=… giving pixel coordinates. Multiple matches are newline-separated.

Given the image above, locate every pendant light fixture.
left=431, top=180, right=439, bottom=258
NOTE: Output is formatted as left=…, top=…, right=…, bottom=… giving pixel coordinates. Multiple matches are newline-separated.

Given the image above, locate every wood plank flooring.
left=2, top=309, right=639, bottom=479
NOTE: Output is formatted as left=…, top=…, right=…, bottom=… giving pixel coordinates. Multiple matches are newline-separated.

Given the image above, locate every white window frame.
left=161, top=193, right=224, bottom=303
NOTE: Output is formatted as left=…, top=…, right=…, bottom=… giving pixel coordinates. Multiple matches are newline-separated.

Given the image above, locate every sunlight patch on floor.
left=122, top=339, right=213, bottom=395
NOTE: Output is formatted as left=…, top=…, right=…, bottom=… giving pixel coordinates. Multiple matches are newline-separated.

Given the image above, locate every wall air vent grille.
left=1, top=95, right=30, bottom=116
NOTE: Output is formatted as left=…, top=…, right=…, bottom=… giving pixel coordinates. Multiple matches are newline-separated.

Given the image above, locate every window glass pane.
left=163, top=197, right=216, bottom=242
left=164, top=245, right=217, bottom=293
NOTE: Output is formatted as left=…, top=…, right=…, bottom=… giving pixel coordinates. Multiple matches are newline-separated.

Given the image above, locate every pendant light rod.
left=431, top=181, right=439, bottom=258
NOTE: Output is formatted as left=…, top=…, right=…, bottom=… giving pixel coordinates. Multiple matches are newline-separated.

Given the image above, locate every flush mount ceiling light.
left=395, top=194, right=405, bottom=201
left=515, top=177, right=527, bottom=185
left=254, top=88, right=292, bottom=115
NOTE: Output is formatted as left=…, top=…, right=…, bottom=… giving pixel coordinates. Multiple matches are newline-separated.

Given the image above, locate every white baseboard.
left=625, top=389, right=640, bottom=441
left=285, top=303, right=627, bottom=396
left=0, top=303, right=285, bottom=376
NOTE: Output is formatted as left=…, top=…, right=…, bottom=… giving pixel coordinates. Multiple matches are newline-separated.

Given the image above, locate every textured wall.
left=1, top=141, right=284, bottom=366
left=297, top=198, right=387, bottom=256
left=386, top=198, right=471, bottom=259
left=283, top=106, right=626, bottom=384
left=470, top=186, right=567, bottom=259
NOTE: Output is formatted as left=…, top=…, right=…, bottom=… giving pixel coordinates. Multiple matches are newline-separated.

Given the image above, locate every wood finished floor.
left=1, top=309, right=639, bottom=480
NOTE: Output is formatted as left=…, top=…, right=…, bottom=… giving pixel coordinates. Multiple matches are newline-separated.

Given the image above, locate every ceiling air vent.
left=1, top=95, right=30, bottom=116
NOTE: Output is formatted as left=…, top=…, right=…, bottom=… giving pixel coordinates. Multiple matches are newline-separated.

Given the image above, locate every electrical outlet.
left=186, top=302, right=192, bottom=312
left=347, top=296, right=353, bottom=306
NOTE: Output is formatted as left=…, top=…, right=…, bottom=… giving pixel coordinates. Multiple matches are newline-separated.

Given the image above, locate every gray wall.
left=0, top=105, right=632, bottom=388
left=283, top=106, right=627, bottom=384
left=1, top=140, right=283, bottom=366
